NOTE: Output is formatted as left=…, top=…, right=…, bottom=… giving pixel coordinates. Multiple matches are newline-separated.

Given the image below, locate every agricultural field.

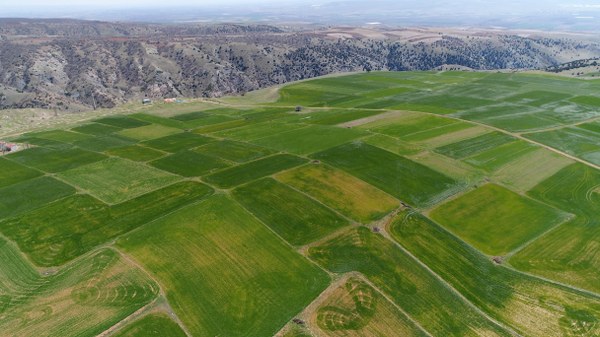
left=106, top=144, right=167, bottom=162
left=0, top=176, right=75, bottom=219
left=149, top=150, right=230, bottom=177
left=434, top=132, right=516, bottom=159
left=2, top=70, right=600, bottom=337
left=7, top=147, right=107, bottom=172
left=307, top=276, right=429, bottom=337
left=511, top=163, right=600, bottom=292
left=142, top=132, right=214, bottom=152
left=430, top=184, right=570, bottom=256
left=0, top=238, right=159, bottom=337
left=308, top=227, right=513, bottom=337
left=0, top=157, right=42, bottom=188
left=73, top=134, right=137, bottom=152
left=71, top=122, right=123, bottom=136
left=118, top=124, right=182, bottom=141
left=58, top=157, right=181, bottom=204
left=389, top=210, right=600, bottom=337
left=195, top=140, right=274, bottom=163
left=111, top=314, right=187, bottom=337
left=204, top=154, right=307, bottom=188
left=250, top=125, right=367, bottom=155
left=0, top=181, right=213, bottom=266
left=311, top=142, right=459, bottom=207
left=232, top=178, right=349, bottom=245
left=117, top=195, right=329, bottom=337
left=524, top=124, right=600, bottom=165
left=276, top=164, right=398, bottom=223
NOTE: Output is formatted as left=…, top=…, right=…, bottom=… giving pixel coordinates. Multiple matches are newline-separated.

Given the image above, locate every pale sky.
left=4, top=0, right=283, bottom=6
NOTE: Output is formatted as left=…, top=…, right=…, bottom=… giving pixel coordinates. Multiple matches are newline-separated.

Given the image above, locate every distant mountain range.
left=1, top=19, right=600, bottom=110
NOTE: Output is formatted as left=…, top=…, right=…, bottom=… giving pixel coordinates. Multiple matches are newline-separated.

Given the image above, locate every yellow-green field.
left=276, top=164, right=399, bottom=223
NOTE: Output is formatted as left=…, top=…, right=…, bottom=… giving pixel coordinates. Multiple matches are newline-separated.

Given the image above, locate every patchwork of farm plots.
left=1, top=71, right=600, bottom=336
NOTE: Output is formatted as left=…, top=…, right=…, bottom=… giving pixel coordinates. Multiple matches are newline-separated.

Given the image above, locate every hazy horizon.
left=3, top=0, right=600, bottom=32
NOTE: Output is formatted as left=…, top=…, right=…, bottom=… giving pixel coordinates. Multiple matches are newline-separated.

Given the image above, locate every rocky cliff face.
left=1, top=19, right=599, bottom=110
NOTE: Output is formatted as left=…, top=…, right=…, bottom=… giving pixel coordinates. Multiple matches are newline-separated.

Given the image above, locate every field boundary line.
left=275, top=271, right=435, bottom=337
left=104, top=192, right=215, bottom=250
left=518, top=114, right=600, bottom=135
left=109, top=247, right=194, bottom=337
left=358, top=273, right=435, bottom=337
left=97, top=299, right=159, bottom=337
left=407, top=209, right=600, bottom=300
left=502, top=266, right=600, bottom=299
left=272, top=175, right=358, bottom=224
left=228, top=195, right=345, bottom=335
left=505, top=213, right=575, bottom=259
left=378, top=225, right=523, bottom=337
left=229, top=196, right=336, bottom=278
left=414, top=109, right=600, bottom=171
left=273, top=273, right=357, bottom=337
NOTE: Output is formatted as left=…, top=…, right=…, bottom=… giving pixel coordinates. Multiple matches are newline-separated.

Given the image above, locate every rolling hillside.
left=0, top=71, right=599, bottom=337
left=2, top=19, right=600, bottom=111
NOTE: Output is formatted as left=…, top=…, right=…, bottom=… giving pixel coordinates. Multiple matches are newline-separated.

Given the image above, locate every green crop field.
left=277, top=164, right=398, bottom=223
left=434, top=132, right=516, bottom=159
left=0, top=157, right=41, bottom=188
left=389, top=210, right=600, bottom=337
left=195, top=140, right=274, bottom=162
left=118, top=124, right=182, bottom=141
left=312, top=142, right=459, bottom=207
left=0, top=181, right=212, bottom=266
left=3, top=70, right=600, bottom=337
left=7, top=147, right=107, bottom=172
left=204, top=154, right=307, bottom=188
left=28, top=129, right=94, bottom=144
left=142, top=132, right=214, bottom=152
left=430, top=184, right=570, bottom=256
left=106, top=144, right=167, bottom=162
left=524, top=125, right=600, bottom=165
left=58, top=157, right=180, bottom=204
left=150, top=150, right=230, bottom=177
left=111, top=314, right=188, bottom=337
left=308, top=227, right=512, bottom=337
left=94, top=116, right=151, bottom=129
left=213, top=121, right=305, bottom=141
left=71, top=122, right=123, bottom=136
left=232, top=178, right=349, bottom=245
left=511, top=163, right=600, bottom=293
left=464, top=140, right=537, bottom=172
left=250, top=125, right=367, bottom=155
left=73, top=134, right=137, bottom=152
left=117, top=195, right=329, bottom=337
left=0, top=176, right=75, bottom=219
